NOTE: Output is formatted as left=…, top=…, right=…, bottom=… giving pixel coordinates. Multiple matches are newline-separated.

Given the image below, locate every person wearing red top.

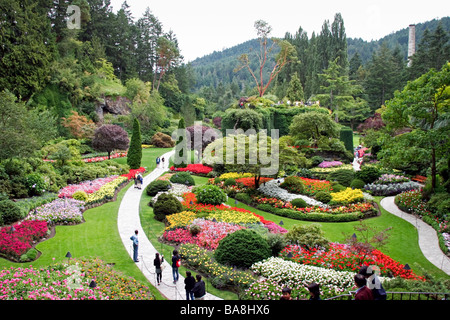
left=354, top=274, right=374, bottom=300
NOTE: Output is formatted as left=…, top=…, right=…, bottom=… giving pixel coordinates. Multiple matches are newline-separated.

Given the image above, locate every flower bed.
left=218, top=172, right=254, bottom=180
left=244, top=257, right=371, bottom=300
left=58, top=176, right=119, bottom=198
left=170, top=164, right=213, bottom=175
left=121, top=167, right=146, bottom=180
left=0, top=258, right=154, bottom=300
left=163, top=218, right=245, bottom=250
left=299, top=177, right=333, bottom=195
left=280, top=243, right=423, bottom=280
left=26, top=198, right=85, bottom=225
left=83, top=152, right=127, bottom=163
left=85, top=176, right=128, bottom=206
left=0, top=220, right=48, bottom=260
left=318, top=160, right=343, bottom=168
left=364, top=181, right=421, bottom=196
left=330, top=187, right=364, bottom=205
left=395, top=190, right=430, bottom=216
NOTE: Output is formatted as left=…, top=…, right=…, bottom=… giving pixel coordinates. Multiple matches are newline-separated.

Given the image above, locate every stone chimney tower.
left=407, top=24, right=416, bottom=67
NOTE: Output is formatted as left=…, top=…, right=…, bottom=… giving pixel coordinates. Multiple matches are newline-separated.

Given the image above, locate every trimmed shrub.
left=235, top=192, right=252, bottom=205
left=350, top=178, right=366, bottom=189
left=169, top=172, right=195, bottom=186
left=314, top=191, right=332, bottom=204
left=290, top=198, right=307, bottom=208
left=127, top=118, right=142, bottom=170
left=214, top=229, right=271, bottom=269
left=327, top=169, right=354, bottom=187
left=224, top=178, right=236, bottom=187
left=280, top=176, right=305, bottom=194
left=355, top=166, right=381, bottom=184
left=72, top=190, right=88, bottom=201
left=153, top=193, right=183, bottom=222
left=146, top=179, right=172, bottom=196
left=285, top=224, right=329, bottom=250
left=24, top=173, right=48, bottom=196
left=339, top=126, right=354, bottom=152
left=195, top=185, right=227, bottom=205
left=0, top=200, right=23, bottom=226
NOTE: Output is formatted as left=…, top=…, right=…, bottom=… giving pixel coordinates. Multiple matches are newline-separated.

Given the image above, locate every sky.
left=109, top=0, right=448, bottom=62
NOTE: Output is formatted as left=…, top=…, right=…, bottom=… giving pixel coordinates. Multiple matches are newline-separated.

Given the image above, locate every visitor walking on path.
left=172, top=250, right=180, bottom=283
left=184, top=271, right=196, bottom=300
left=154, top=253, right=164, bottom=285
left=192, top=274, right=206, bottom=300
left=130, top=230, right=139, bottom=262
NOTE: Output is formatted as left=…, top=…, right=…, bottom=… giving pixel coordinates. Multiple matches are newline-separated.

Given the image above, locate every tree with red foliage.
left=92, top=125, right=129, bottom=159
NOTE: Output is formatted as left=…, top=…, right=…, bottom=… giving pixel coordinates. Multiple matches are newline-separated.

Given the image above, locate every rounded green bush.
left=146, top=179, right=171, bottom=196
left=195, top=185, right=227, bottom=205
left=169, top=172, right=195, bottom=186
left=214, top=229, right=271, bottom=268
left=314, top=191, right=332, bottom=204
left=327, top=169, right=354, bottom=187
left=223, top=178, right=236, bottom=187
left=350, top=178, right=366, bottom=189
left=355, top=166, right=381, bottom=184
left=290, top=198, right=307, bottom=208
left=72, top=190, right=88, bottom=201
left=0, top=200, right=23, bottom=226
left=153, top=193, right=183, bottom=222
left=280, top=176, right=305, bottom=194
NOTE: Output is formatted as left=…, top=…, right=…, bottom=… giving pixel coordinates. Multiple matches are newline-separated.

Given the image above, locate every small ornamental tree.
left=127, top=118, right=142, bottom=169
left=92, top=124, right=129, bottom=159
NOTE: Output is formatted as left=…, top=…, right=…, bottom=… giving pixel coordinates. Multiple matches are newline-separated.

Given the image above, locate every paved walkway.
left=117, top=150, right=221, bottom=300
left=380, top=196, right=450, bottom=276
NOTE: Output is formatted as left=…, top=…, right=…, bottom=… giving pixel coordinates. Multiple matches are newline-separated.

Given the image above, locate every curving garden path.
left=380, top=196, right=450, bottom=276
left=116, top=149, right=221, bottom=300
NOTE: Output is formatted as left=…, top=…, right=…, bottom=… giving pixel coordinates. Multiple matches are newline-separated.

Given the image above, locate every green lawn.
left=1, top=146, right=447, bottom=301
left=0, top=147, right=172, bottom=299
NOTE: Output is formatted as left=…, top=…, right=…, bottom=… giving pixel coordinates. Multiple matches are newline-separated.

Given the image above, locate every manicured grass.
left=229, top=196, right=448, bottom=279
left=139, top=174, right=238, bottom=300
left=0, top=148, right=172, bottom=300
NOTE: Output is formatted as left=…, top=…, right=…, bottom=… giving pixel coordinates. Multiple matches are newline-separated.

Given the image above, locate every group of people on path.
left=280, top=265, right=386, bottom=301
left=156, top=156, right=165, bottom=168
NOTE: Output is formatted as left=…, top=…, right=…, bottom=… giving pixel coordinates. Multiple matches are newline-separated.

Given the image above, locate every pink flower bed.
left=0, top=221, right=48, bottom=259
left=163, top=219, right=245, bottom=250
left=58, top=176, right=118, bottom=198
left=318, top=161, right=343, bottom=168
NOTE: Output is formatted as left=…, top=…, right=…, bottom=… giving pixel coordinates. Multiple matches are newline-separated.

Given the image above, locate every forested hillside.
left=191, top=16, right=450, bottom=109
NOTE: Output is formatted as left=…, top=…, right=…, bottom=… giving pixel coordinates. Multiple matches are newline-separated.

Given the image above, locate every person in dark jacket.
left=154, top=253, right=164, bottom=285
left=354, top=274, right=374, bottom=300
left=359, top=266, right=386, bottom=300
left=192, top=274, right=206, bottom=300
left=184, top=271, right=196, bottom=300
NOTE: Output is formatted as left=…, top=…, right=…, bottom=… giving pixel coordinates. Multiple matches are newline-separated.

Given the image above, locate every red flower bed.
left=121, top=167, right=146, bottom=180
left=235, top=177, right=273, bottom=188
left=170, top=164, right=213, bottom=175
left=281, top=243, right=424, bottom=280
left=299, top=177, right=333, bottom=195
left=0, top=221, right=48, bottom=259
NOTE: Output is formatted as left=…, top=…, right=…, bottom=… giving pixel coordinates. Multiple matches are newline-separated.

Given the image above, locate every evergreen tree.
left=0, top=0, right=55, bottom=99
left=174, top=118, right=188, bottom=167
left=127, top=118, right=143, bottom=169
left=286, top=73, right=304, bottom=102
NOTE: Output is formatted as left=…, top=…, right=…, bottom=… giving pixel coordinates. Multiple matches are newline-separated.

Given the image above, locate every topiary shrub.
left=195, top=185, right=227, bottom=205
left=290, top=198, right=307, bottom=208
left=285, top=224, right=329, bottom=250
left=169, top=172, right=195, bottom=186
left=350, top=178, right=366, bottom=190
left=314, top=191, right=332, bottom=204
left=355, top=166, right=381, bottom=184
left=223, top=178, right=236, bottom=187
left=280, top=176, right=305, bottom=194
left=327, top=169, right=354, bottom=187
left=146, top=179, right=171, bottom=196
left=153, top=193, right=183, bottom=222
left=0, top=200, right=23, bottom=226
left=214, top=229, right=271, bottom=268
left=72, top=190, right=88, bottom=201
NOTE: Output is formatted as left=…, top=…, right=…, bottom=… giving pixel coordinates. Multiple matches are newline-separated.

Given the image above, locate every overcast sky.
left=109, top=0, right=447, bottom=62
